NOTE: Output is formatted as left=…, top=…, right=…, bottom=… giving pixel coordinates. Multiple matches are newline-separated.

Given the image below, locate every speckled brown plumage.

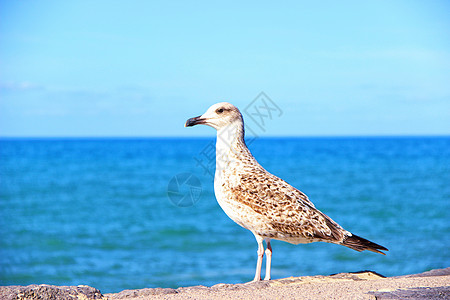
left=185, top=102, right=388, bottom=282
left=226, top=170, right=344, bottom=242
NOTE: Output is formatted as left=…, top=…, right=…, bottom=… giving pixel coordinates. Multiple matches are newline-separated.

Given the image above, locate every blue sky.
left=1, top=1, right=449, bottom=137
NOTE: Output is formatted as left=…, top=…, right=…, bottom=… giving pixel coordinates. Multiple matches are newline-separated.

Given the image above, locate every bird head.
left=185, top=102, right=243, bottom=130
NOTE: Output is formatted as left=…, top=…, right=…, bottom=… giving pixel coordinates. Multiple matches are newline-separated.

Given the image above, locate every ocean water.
left=0, top=137, right=449, bottom=293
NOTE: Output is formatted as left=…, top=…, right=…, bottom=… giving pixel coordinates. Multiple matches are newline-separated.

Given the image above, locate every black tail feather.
left=342, top=234, right=388, bottom=255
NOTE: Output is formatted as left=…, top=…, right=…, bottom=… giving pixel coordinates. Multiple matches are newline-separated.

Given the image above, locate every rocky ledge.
left=1, top=268, right=449, bottom=300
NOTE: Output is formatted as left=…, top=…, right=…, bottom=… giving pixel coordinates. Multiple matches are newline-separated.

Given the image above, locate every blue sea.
left=0, top=137, right=449, bottom=293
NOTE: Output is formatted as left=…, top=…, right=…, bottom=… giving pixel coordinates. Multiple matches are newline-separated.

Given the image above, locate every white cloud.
left=0, top=81, right=44, bottom=91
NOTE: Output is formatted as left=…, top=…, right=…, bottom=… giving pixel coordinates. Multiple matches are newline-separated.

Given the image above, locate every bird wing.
left=231, top=167, right=346, bottom=242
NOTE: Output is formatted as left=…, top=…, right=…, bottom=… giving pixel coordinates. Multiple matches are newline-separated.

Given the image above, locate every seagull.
left=185, top=102, right=388, bottom=282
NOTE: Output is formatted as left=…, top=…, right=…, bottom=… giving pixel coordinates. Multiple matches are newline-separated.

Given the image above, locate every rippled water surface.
left=1, top=137, right=449, bottom=293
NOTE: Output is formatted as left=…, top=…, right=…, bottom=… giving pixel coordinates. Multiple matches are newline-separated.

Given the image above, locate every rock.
left=400, top=267, right=450, bottom=278
left=0, top=284, right=104, bottom=300
left=368, top=286, right=450, bottom=299
left=2, top=268, right=449, bottom=299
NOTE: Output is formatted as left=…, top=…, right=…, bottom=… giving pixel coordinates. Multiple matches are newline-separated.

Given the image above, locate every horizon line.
left=0, top=134, right=449, bottom=140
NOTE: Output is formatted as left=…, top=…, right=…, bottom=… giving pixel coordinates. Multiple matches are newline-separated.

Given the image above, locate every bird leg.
left=264, top=240, right=272, bottom=280
left=253, top=236, right=264, bottom=281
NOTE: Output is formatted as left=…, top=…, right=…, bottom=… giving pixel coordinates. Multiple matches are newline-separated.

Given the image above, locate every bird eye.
left=216, top=108, right=224, bottom=114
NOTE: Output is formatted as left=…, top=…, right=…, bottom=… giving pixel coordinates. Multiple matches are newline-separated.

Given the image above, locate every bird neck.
left=215, top=121, right=250, bottom=172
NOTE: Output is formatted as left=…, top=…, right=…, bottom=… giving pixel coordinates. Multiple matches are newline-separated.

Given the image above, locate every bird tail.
left=342, top=234, right=388, bottom=255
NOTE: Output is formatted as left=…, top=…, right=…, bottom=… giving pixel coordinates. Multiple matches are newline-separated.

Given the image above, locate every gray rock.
left=400, top=267, right=450, bottom=278
left=369, top=286, right=450, bottom=299
left=0, top=284, right=104, bottom=300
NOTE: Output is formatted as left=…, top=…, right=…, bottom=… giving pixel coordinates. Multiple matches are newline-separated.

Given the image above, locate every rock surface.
left=105, top=268, right=450, bottom=299
left=0, top=284, right=104, bottom=300
left=1, top=268, right=449, bottom=300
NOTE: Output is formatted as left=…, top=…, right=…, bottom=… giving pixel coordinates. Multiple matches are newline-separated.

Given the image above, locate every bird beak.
left=185, top=115, right=207, bottom=127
